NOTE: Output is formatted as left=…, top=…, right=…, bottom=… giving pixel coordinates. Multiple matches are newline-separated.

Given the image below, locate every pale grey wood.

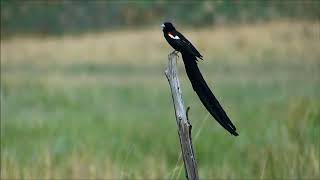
left=165, top=52, right=199, bottom=180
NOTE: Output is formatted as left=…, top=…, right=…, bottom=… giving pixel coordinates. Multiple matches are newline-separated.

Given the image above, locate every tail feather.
left=181, top=52, right=238, bottom=136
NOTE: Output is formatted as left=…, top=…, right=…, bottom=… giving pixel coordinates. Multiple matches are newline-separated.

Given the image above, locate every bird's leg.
left=170, top=50, right=180, bottom=58
left=175, top=51, right=180, bottom=58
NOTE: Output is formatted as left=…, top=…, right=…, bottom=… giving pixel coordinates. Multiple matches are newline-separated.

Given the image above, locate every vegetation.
left=1, top=21, right=319, bottom=179
left=1, top=1, right=320, bottom=36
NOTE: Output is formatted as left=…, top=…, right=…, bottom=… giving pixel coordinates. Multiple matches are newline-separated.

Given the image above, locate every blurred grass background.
left=1, top=1, right=320, bottom=179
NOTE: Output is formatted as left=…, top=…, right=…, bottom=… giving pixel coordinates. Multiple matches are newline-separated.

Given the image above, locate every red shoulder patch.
left=168, top=32, right=180, bottom=39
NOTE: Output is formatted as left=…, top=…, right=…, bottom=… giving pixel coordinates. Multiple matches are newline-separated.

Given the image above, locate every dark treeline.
left=1, top=1, right=319, bottom=36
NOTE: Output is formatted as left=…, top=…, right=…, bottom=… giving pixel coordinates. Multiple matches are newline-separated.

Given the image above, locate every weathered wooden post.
left=164, top=52, right=199, bottom=180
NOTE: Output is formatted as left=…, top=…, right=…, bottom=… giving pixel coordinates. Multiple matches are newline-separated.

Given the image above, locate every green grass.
left=1, top=21, right=320, bottom=179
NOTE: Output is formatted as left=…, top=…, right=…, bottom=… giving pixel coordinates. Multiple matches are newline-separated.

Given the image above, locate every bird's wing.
left=181, top=52, right=238, bottom=136
left=170, top=31, right=203, bottom=59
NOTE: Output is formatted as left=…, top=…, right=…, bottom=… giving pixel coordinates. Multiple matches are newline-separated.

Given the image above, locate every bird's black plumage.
left=161, top=22, right=238, bottom=136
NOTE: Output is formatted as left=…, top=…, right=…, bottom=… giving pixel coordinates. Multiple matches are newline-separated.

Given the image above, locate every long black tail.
left=181, top=52, right=239, bottom=136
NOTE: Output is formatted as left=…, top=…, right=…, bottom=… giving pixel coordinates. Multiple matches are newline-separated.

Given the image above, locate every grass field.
left=1, top=21, right=320, bottom=179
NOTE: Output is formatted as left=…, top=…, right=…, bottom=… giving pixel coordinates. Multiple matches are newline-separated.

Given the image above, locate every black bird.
left=161, top=22, right=238, bottom=136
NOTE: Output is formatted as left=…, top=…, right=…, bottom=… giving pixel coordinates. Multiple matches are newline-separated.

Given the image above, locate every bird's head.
left=161, top=22, right=176, bottom=32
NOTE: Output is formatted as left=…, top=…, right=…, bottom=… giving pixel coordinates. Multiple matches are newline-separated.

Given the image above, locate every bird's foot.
left=170, top=50, right=180, bottom=58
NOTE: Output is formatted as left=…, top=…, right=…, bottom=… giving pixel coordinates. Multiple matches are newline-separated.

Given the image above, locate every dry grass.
left=1, top=21, right=319, bottom=66
left=1, top=20, right=319, bottom=179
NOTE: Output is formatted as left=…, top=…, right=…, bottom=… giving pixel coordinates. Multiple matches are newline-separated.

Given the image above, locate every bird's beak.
left=161, top=24, right=165, bottom=28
